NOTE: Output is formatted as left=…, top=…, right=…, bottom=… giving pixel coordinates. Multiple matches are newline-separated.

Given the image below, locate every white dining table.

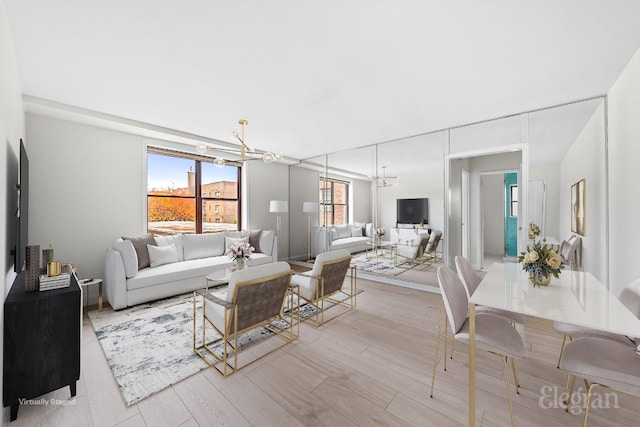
left=533, top=236, right=561, bottom=247
left=467, top=262, right=640, bottom=426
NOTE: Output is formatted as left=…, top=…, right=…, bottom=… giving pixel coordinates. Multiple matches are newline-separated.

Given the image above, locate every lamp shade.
left=269, top=200, right=288, bottom=213
left=303, top=202, right=319, bottom=213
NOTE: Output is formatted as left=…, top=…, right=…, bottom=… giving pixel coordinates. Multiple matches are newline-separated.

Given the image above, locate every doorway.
left=504, top=172, right=518, bottom=258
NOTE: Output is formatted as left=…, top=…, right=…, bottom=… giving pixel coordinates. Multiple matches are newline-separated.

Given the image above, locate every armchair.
left=192, top=261, right=297, bottom=376
left=290, top=249, right=356, bottom=327
left=394, top=232, right=430, bottom=270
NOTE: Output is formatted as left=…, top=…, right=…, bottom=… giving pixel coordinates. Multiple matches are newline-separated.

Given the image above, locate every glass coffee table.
left=365, top=240, right=392, bottom=260
left=206, top=268, right=233, bottom=288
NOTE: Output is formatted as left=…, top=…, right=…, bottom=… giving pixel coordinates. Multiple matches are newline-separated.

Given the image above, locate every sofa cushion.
left=334, top=224, right=350, bottom=240
left=259, top=230, right=275, bottom=256
left=330, top=228, right=338, bottom=241
left=148, top=243, right=179, bottom=268
left=351, top=226, right=363, bottom=237
left=127, top=256, right=232, bottom=291
left=123, top=234, right=156, bottom=270
left=243, top=229, right=263, bottom=253
left=154, top=235, right=184, bottom=261
left=225, top=236, right=249, bottom=254
left=331, top=236, right=369, bottom=251
left=113, top=238, right=138, bottom=278
left=365, top=223, right=374, bottom=238
left=183, top=233, right=225, bottom=260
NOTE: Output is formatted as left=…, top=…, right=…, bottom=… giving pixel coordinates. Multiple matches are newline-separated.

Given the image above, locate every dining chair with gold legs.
left=560, top=336, right=640, bottom=427
left=430, top=266, right=525, bottom=427
left=554, top=277, right=640, bottom=368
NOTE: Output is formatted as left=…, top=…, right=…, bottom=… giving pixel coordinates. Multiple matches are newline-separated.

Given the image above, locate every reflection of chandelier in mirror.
left=195, top=119, right=281, bottom=167
left=378, top=166, right=398, bottom=188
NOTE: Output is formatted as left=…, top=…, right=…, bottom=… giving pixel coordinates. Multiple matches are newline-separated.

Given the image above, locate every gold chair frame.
left=296, top=259, right=356, bottom=327
left=192, top=269, right=299, bottom=377
left=563, top=367, right=640, bottom=427
left=430, top=301, right=521, bottom=427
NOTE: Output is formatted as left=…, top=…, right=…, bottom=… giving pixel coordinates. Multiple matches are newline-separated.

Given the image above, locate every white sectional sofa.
left=104, top=230, right=277, bottom=310
left=313, top=223, right=372, bottom=256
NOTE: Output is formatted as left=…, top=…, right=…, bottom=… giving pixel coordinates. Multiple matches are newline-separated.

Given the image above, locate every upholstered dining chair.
left=455, top=256, right=526, bottom=325
left=290, top=249, right=356, bottom=327
left=431, top=266, right=525, bottom=427
left=193, top=261, right=297, bottom=377
left=560, top=234, right=581, bottom=270
left=554, top=277, right=640, bottom=368
left=560, top=337, right=640, bottom=426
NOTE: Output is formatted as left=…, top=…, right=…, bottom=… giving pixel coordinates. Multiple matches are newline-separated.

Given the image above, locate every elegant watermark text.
left=538, top=385, right=619, bottom=415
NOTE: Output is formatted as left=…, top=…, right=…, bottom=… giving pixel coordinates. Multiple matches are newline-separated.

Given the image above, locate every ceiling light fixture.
left=378, top=166, right=398, bottom=188
left=195, top=119, right=281, bottom=167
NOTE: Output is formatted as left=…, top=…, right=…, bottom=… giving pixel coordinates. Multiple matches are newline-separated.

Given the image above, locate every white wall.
left=559, top=102, right=607, bottom=283
left=608, top=48, right=640, bottom=297
left=1, top=2, right=25, bottom=421
left=26, top=114, right=291, bottom=291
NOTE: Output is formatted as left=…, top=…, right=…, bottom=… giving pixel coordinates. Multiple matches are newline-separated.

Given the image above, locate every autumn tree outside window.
left=147, top=147, right=241, bottom=236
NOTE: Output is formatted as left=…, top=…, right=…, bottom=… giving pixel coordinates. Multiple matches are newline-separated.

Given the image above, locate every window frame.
left=146, top=146, right=242, bottom=234
left=319, top=177, right=350, bottom=225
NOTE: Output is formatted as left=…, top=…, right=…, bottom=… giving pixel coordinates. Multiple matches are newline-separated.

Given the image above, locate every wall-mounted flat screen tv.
left=396, top=198, right=428, bottom=225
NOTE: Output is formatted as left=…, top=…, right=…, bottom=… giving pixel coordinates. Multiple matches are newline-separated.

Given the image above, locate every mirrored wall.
left=289, top=96, right=608, bottom=287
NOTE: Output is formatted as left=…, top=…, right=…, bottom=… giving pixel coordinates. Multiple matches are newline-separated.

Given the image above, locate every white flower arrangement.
left=226, top=241, right=254, bottom=262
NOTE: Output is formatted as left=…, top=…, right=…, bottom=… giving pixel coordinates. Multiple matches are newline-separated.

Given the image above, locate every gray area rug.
left=89, top=286, right=355, bottom=406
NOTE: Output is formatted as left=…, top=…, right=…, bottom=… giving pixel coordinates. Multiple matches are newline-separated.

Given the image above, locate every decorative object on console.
left=42, top=245, right=54, bottom=269
left=303, top=201, right=319, bottom=262
left=270, top=200, right=288, bottom=260
left=518, top=240, right=564, bottom=287
left=528, top=222, right=540, bottom=241
left=195, top=119, right=281, bottom=166
left=25, top=244, right=39, bottom=292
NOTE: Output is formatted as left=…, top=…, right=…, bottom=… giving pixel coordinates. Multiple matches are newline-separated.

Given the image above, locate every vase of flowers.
left=528, top=222, right=540, bottom=241
left=226, top=241, right=254, bottom=271
left=518, top=241, right=564, bottom=287
left=375, top=227, right=385, bottom=244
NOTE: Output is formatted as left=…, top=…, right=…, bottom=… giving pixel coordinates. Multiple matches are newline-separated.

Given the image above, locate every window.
left=510, top=185, right=518, bottom=217
left=319, top=177, right=349, bottom=226
left=147, top=147, right=241, bottom=235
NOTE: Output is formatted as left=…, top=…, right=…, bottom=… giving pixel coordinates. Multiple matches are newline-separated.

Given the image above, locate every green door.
left=504, top=173, right=518, bottom=257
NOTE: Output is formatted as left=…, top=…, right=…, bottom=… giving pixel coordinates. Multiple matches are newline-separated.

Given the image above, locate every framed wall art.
left=571, top=179, right=586, bottom=236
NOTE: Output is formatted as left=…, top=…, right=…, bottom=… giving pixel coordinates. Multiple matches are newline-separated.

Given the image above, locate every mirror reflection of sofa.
left=313, top=223, right=373, bottom=256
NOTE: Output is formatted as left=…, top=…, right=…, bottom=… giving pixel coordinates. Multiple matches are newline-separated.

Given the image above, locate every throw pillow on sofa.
left=147, top=243, right=179, bottom=267
left=123, top=234, right=157, bottom=270
left=242, top=229, right=262, bottom=253
left=351, top=226, right=363, bottom=237
left=334, top=224, right=350, bottom=239
left=225, top=236, right=249, bottom=254
left=155, top=234, right=184, bottom=261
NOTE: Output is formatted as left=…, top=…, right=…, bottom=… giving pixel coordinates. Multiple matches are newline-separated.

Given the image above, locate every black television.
left=396, top=198, right=428, bottom=225
left=14, top=139, right=29, bottom=272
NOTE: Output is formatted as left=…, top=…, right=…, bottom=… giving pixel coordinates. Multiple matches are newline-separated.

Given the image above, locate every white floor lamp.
left=269, top=200, right=288, bottom=261
left=303, top=201, right=319, bottom=262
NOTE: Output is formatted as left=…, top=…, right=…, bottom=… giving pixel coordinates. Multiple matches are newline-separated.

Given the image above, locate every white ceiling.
left=6, top=1, right=640, bottom=161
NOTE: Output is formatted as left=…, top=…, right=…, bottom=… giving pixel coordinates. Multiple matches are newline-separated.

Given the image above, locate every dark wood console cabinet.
left=3, top=271, right=81, bottom=421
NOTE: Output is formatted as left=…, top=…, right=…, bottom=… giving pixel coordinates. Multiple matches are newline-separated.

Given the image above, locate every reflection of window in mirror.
left=320, top=177, right=349, bottom=225
left=510, top=185, right=518, bottom=217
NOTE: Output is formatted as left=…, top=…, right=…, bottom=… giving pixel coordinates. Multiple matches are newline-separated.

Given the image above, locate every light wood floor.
left=5, top=275, right=639, bottom=426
